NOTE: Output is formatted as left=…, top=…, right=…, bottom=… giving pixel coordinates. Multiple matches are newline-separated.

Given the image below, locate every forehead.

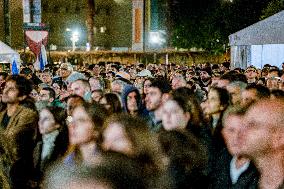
left=148, top=87, right=161, bottom=94
left=5, top=80, right=17, bottom=87
left=71, top=81, right=83, bottom=88
left=164, top=100, right=180, bottom=109
left=40, top=89, right=50, bottom=94
left=224, top=114, right=243, bottom=127
left=128, top=91, right=137, bottom=97
left=40, top=109, right=53, bottom=117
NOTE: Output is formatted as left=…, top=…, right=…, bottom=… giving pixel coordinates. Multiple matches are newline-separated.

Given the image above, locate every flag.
left=11, top=59, right=19, bottom=75
left=39, top=44, right=48, bottom=71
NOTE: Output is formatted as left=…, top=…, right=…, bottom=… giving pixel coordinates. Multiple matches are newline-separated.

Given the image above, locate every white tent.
left=229, top=11, right=284, bottom=69
left=0, top=41, right=21, bottom=63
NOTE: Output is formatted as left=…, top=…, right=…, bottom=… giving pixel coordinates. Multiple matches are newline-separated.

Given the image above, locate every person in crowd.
left=267, top=68, right=280, bottom=78
left=65, top=95, right=85, bottom=118
left=59, top=63, right=73, bottom=83
left=37, top=87, right=64, bottom=110
left=70, top=79, right=92, bottom=102
left=45, top=153, right=149, bottom=189
left=209, top=105, right=259, bottom=188
left=237, top=99, right=284, bottom=189
left=99, top=93, right=122, bottom=115
left=26, top=63, right=43, bottom=86
left=101, top=114, right=166, bottom=188
left=65, top=102, right=108, bottom=166
left=241, top=84, right=270, bottom=106
left=145, top=79, right=171, bottom=132
left=171, top=75, right=187, bottom=90
left=199, top=68, right=212, bottom=91
left=159, top=130, right=208, bottom=189
left=121, top=85, right=149, bottom=118
left=270, top=89, right=284, bottom=99
left=111, top=79, right=128, bottom=95
left=204, top=87, right=230, bottom=153
left=0, top=72, right=8, bottom=91
left=51, top=77, right=67, bottom=101
left=0, top=75, right=38, bottom=188
left=40, top=69, right=53, bottom=87
left=226, top=81, right=247, bottom=106
left=91, top=89, right=103, bottom=103
left=89, top=76, right=105, bottom=92
left=245, top=66, right=258, bottom=84
left=34, top=106, right=69, bottom=184
left=90, top=64, right=101, bottom=77
left=20, top=67, right=42, bottom=87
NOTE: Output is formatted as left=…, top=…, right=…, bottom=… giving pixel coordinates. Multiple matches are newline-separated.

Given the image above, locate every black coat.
left=209, top=149, right=259, bottom=189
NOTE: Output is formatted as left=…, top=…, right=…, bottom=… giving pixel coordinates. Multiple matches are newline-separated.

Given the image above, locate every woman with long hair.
left=65, top=102, right=108, bottom=166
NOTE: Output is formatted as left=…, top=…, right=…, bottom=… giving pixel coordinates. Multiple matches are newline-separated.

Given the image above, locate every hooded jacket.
left=121, top=85, right=149, bottom=118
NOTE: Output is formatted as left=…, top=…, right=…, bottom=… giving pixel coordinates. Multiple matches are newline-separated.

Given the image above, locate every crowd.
left=0, top=60, right=283, bottom=189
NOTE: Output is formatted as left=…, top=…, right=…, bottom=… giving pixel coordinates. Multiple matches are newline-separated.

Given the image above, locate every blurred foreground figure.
left=237, top=99, right=284, bottom=189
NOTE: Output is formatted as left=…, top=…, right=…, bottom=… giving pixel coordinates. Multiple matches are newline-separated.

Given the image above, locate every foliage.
left=260, top=0, right=284, bottom=19
left=168, top=0, right=272, bottom=54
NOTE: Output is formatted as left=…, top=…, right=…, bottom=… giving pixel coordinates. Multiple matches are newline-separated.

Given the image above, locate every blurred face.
left=127, top=92, right=138, bottom=113
left=66, top=97, right=83, bottom=116
left=227, top=85, right=241, bottom=105
left=206, top=89, right=222, bottom=115
left=172, top=77, right=186, bottom=90
left=71, top=81, right=86, bottom=97
left=60, top=68, right=71, bottom=79
left=162, top=100, right=190, bottom=131
left=145, top=87, right=162, bottom=111
left=217, top=79, right=230, bottom=89
left=39, top=89, right=52, bottom=102
left=41, top=72, right=52, bottom=84
left=99, top=97, right=111, bottom=110
left=241, top=89, right=257, bottom=106
left=39, top=109, right=58, bottom=134
left=111, top=81, right=122, bottom=94
left=266, top=77, right=280, bottom=90
left=93, top=65, right=100, bottom=76
left=143, top=80, right=151, bottom=95
left=89, top=78, right=101, bottom=91
left=186, top=71, right=194, bottom=81
left=222, top=115, right=243, bottom=155
left=245, top=69, right=257, bottom=80
left=200, top=71, right=210, bottom=81
left=92, top=91, right=103, bottom=102
left=69, top=106, right=96, bottom=145
left=102, top=123, right=133, bottom=155
left=237, top=107, right=274, bottom=158
left=2, top=81, right=20, bottom=104
left=52, top=83, right=61, bottom=97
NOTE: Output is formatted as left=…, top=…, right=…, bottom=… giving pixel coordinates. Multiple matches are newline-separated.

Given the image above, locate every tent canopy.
left=0, top=41, right=21, bottom=63
left=229, top=11, right=284, bottom=46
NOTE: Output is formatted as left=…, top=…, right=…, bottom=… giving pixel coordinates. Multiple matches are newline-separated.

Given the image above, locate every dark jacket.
left=209, top=149, right=259, bottom=189
left=121, top=85, right=150, bottom=119
left=0, top=106, right=38, bottom=189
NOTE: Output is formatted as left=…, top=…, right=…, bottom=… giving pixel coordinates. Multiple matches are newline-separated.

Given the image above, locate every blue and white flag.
left=39, top=44, right=48, bottom=71
left=11, top=58, right=19, bottom=75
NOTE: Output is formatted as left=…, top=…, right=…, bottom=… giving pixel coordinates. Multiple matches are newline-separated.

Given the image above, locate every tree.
left=167, top=0, right=272, bottom=53
left=261, top=0, right=284, bottom=19
left=86, top=0, right=95, bottom=50
left=3, top=0, right=11, bottom=46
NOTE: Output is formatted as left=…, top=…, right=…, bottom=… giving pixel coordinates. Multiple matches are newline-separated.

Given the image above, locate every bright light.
left=149, top=31, right=166, bottom=46
left=66, top=28, right=71, bottom=32
left=71, top=31, right=79, bottom=43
